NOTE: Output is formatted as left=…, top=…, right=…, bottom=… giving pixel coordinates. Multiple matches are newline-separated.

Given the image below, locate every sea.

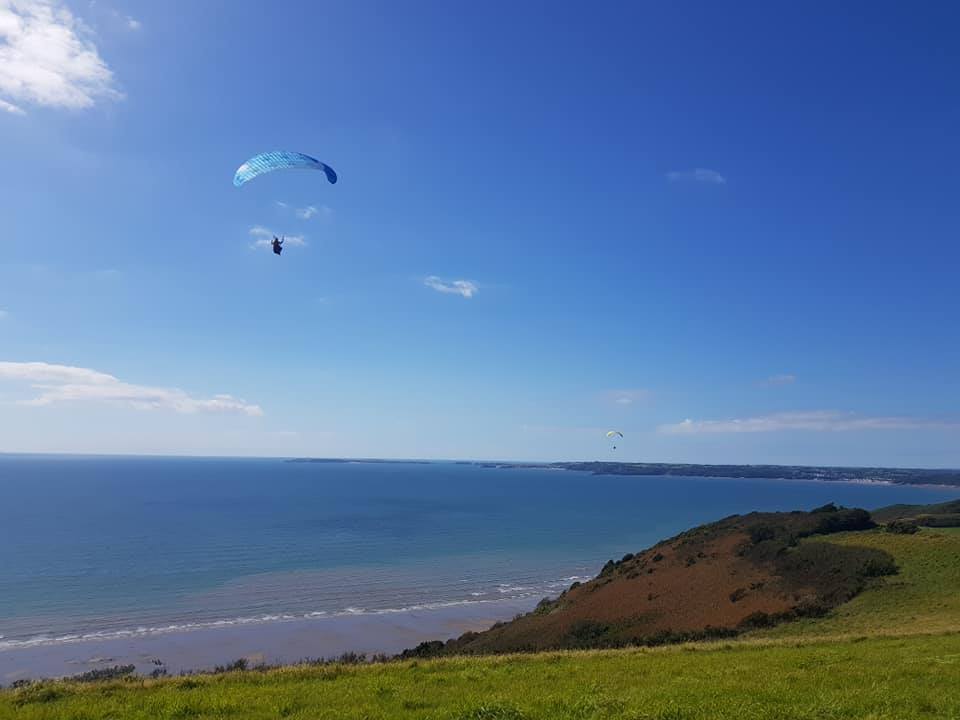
left=1, top=455, right=957, bottom=657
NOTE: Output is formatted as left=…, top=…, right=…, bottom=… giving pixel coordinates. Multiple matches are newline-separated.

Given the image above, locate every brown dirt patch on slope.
left=405, top=505, right=893, bottom=656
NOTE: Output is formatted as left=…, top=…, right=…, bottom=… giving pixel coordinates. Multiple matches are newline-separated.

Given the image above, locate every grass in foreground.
left=3, top=634, right=960, bottom=719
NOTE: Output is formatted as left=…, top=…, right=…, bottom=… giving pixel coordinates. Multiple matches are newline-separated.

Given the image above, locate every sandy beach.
left=0, top=596, right=536, bottom=684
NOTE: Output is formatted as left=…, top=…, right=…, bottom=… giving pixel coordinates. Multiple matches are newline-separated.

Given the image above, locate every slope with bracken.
left=404, top=504, right=894, bottom=656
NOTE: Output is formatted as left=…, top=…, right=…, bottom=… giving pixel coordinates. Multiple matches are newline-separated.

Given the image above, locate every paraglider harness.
left=272, top=236, right=284, bottom=255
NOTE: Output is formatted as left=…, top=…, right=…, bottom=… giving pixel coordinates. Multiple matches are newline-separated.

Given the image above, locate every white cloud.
left=276, top=203, right=332, bottom=220
left=104, top=7, right=141, bottom=31
left=0, top=0, right=122, bottom=113
left=0, top=96, right=24, bottom=113
left=0, top=361, right=263, bottom=416
left=666, top=168, right=726, bottom=185
left=659, top=410, right=957, bottom=435
left=604, top=389, right=650, bottom=406
left=424, top=276, right=478, bottom=299
left=248, top=225, right=306, bottom=250
left=760, top=374, right=796, bottom=387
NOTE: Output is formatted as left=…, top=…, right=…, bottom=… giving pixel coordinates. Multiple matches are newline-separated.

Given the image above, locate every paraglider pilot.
left=272, top=236, right=284, bottom=256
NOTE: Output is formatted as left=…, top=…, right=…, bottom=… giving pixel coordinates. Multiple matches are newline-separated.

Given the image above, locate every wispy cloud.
left=276, top=203, right=333, bottom=220
left=0, top=96, right=24, bottom=114
left=0, top=361, right=263, bottom=416
left=102, top=6, right=141, bottom=31
left=424, top=276, right=479, bottom=299
left=666, top=168, right=726, bottom=185
left=0, top=308, right=8, bottom=319
left=604, top=389, right=651, bottom=406
left=659, top=410, right=957, bottom=435
left=248, top=225, right=306, bottom=250
left=760, top=374, right=796, bottom=387
left=0, top=0, right=122, bottom=113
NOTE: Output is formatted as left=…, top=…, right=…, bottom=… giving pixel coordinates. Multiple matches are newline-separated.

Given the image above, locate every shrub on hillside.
left=886, top=519, right=919, bottom=534
left=748, top=525, right=777, bottom=543
left=533, top=597, right=554, bottom=615
left=213, top=658, right=248, bottom=673
left=399, top=640, right=445, bottom=659
left=565, top=620, right=613, bottom=648
left=811, top=502, right=839, bottom=514
left=11, top=682, right=70, bottom=707
left=71, top=665, right=136, bottom=683
left=812, top=508, right=875, bottom=535
left=729, top=587, right=747, bottom=603
left=860, top=556, right=898, bottom=578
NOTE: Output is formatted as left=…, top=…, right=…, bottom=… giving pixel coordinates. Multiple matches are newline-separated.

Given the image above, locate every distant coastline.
left=289, top=458, right=960, bottom=488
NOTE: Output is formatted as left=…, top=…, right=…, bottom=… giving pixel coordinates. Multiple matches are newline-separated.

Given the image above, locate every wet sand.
left=0, top=597, right=536, bottom=684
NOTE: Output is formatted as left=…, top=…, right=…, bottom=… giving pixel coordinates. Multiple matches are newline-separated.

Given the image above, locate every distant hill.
left=402, top=505, right=893, bottom=657
left=478, top=461, right=960, bottom=487
left=287, top=458, right=960, bottom=487
left=871, top=499, right=960, bottom=528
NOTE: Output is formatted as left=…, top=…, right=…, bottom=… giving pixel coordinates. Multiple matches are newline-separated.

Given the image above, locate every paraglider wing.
left=606, top=430, right=624, bottom=439
left=233, top=151, right=337, bottom=187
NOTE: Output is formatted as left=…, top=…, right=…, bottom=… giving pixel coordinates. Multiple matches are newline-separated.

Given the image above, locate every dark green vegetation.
left=67, top=665, right=137, bottom=684
left=403, top=505, right=893, bottom=656
left=752, top=527, right=960, bottom=639
left=871, top=499, right=960, bottom=528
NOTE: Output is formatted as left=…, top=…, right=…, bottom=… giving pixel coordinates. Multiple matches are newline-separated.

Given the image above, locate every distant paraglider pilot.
left=606, top=430, right=623, bottom=451
left=272, top=236, right=284, bottom=256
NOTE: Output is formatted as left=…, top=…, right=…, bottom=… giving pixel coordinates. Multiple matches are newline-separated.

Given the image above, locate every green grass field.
left=751, top=527, right=960, bottom=639
left=4, top=635, right=959, bottom=720
left=3, top=528, right=958, bottom=720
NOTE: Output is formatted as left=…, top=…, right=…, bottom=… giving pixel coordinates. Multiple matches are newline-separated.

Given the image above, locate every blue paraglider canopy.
left=233, top=151, right=337, bottom=187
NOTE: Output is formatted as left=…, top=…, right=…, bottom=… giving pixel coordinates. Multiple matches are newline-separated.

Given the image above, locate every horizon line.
left=0, top=451, right=958, bottom=473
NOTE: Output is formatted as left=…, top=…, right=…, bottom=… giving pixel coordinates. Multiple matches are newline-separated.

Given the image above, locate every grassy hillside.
left=871, top=499, right=960, bottom=527
left=408, top=506, right=888, bottom=655
left=750, top=527, right=960, bottom=639
left=3, top=634, right=959, bottom=719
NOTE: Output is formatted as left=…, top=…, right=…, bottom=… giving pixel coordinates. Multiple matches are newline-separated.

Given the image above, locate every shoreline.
left=287, top=457, right=960, bottom=489
left=0, top=596, right=538, bottom=684
left=0, top=592, right=580, bottom=652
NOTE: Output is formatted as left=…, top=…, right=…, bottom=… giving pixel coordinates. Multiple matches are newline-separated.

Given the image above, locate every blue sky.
left=1, top=0, right=958, bottom=465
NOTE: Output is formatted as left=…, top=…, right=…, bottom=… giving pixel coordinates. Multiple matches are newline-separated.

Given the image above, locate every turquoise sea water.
left=1, top=455, right=956, bottom=650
